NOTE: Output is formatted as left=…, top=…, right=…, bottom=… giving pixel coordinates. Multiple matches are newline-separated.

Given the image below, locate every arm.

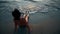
left=24, top=14, right=29, bottom=22
left=24, top=14, right=32, bottom=32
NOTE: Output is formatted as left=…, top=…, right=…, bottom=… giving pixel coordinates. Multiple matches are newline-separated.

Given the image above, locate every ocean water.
left=0, top=0, right=60, bottom=34
left=0, top=1, right=49, bottom=24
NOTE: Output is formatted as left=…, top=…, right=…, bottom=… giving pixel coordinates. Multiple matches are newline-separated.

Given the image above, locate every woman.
left=12, top=9, right=32, bottom=34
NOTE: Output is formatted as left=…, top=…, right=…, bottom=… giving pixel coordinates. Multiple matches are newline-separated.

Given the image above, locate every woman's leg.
left=13, top=20, right=18, bottom=34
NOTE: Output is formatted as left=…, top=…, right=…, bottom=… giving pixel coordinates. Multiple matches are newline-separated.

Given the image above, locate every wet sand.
left=0, top=18, right=60, bottom=34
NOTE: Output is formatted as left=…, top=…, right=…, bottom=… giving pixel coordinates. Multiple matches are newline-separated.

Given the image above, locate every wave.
left=0, top=1, right=19, bottom=3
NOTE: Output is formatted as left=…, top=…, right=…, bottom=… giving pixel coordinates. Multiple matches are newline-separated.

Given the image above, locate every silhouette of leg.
left=18, top=27, right=27, bottom=34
